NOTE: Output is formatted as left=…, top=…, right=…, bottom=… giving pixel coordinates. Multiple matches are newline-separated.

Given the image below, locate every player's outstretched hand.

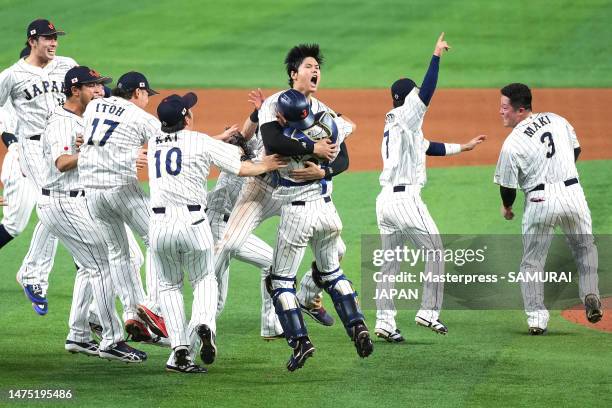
left=0, top=197, right=6, bottom=206
left=290, top=161, right=325, bottom=181
left=501, top=204, right=514, bottom=220
left=313, top=139, right=338, bottom=162
left=214, top=125, right=239, bottom=141
left=434, top=32, right=451, bottom=57
left=262, top=154, right=289, bottom=171
left=136, top=148, right=148, bottom=170
left=248, top=88, right=266, bottom=110
left=461, top=134, right=487, bottom=151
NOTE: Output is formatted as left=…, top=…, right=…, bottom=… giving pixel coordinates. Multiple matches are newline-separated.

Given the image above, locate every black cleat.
left=196, top=324, right=217, bottom=365
left=287, top=338, right=315, bottom=372
left=166, top=347, right=207, bottom=374
left=375, top=328, right=405, bottom=343
left=300, top=302, right=335, bottom=326
left=585, top=294, right=603, bottom=324
left=99, top=341, right=147, bottom=363
left=65, top=340, right=99, bottom=356
left=352, top=324, right=373, bottom=358
left=528, top=327, right=547, bottom=336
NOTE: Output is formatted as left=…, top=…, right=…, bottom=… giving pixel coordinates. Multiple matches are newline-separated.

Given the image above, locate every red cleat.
left=137, top=305, right=168, bottom=338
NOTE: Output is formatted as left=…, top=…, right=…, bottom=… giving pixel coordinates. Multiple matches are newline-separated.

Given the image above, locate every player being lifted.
left=374, top=33, right=486, bottom=342
left=494, top=82, right=602, bottom=335
left=149, top=93, right=287, bottom=373
left=261, top=44, right=372, bottom=371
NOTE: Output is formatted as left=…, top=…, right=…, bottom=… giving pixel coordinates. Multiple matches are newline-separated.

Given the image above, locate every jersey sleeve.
left=334, top=116, right=354, bottom=145
left=258, top=97, right=279, bottom=125
left=395, top=88, right=427, bottom=127
left=44, top=118, right=76, bottom=163
left=0, top=68, right=14, bottom=107
left=205, top=137, right=243, bottom=176
left=566, top=120, right=580, bottom=149
left=139, top=113, right=161, bottom=145
left=494, top=140, right=520, bottom=188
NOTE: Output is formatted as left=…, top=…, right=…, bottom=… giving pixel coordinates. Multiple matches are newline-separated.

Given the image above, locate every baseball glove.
left=227, top=132, right=254, bottom=161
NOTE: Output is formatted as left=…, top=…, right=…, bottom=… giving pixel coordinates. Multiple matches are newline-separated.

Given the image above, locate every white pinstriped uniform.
left=1, top=101, right=39, bottom=240
left=375, top=88, right=446, bottom=333
left=0, top=56, right=76, bottom=291
left=35, top=106, right=123, bottom=349
left=147, top=129, right=242, bottom=360
left=263, top=93, right=355, bottom=295
left=494, top=112, right=599, bottom=329
left=213, top=92, right=344, bottom=336
left=79, top=96, right=160, bottom=323
left=207, top=168, right=276, bottom=334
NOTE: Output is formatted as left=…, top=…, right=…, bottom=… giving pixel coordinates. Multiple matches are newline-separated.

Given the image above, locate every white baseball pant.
left=375, top=186, right=444, bottom=333
left=520, top=182, right=598, bottom=329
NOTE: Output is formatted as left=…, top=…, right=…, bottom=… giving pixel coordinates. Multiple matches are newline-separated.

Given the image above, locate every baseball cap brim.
left=181, top=92, right=198, bottom=109
left=146, top=88, right=159, bottom=96
left=36, top=30, right=66, bottom=37
left=81, top=76, right=113, bottom=85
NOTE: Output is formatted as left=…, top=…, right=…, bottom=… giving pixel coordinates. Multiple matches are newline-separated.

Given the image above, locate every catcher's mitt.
left=227, top=132, right=254, bottom=161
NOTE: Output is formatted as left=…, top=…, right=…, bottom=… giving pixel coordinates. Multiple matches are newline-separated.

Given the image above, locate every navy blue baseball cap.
left=116, top=71, right=158, bottom=96
left=157, top=92, right=198, bottom=127
left=64, top=66, right=112, bottom=91
left=27, top=19, right=65, bottom=38
left=391, top=78, right=417, bottom=108
left=277, top=89, right=314, bottom=130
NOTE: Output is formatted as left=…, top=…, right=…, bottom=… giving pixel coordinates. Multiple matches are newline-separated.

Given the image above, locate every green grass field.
left=1, top=162, right=611, bottom=408
left=1, top=0, right=612, bottom=88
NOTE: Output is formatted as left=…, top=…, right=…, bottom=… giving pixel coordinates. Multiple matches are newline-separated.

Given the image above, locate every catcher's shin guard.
left=312, top=264, right=365, bottom=336
left=270, top=275, right=308, bottom=346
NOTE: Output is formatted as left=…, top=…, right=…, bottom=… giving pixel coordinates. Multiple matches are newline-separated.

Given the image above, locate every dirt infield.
left=1, top=88, right=611, bottom=179
left=561, top=297, right=612, bottom=332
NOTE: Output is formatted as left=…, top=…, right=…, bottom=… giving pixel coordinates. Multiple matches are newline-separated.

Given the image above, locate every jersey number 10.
left=154, top=147, right=183, bottom=178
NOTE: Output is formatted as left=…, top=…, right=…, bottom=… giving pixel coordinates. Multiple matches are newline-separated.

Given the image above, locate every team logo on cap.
left=301, top=109, right=308, bottom=119
left=181, top=108, right=187, bottom=115
left=30, top=29, right=36, bottom=35
left=48, top=23, right=55, bottom=29
left=89, top=70, right=100, bottom=78
left=139, top=82, right=145, bottom=88
left=394, top=93, right=399, bottom=100
left=71, top=77, right=78, bottom=84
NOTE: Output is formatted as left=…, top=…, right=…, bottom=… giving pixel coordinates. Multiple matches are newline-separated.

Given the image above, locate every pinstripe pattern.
left=148, top=128, right=242, bottom=351
left=1, top=56, right=76, bottom=295
left=379, top=88, right=429, bottom=188
left=37, top=195, right=124, bottom=349
left=271, top=198, right=344, bottom=291
left=495, top=112, right=598, bottom=329
left=375, top=188, right=444, bottom=332
left=296, top=237, right=346, bottom=306
left=0, top=144, right=38, bottom=237
left=85, top=185, right=155, bottom=322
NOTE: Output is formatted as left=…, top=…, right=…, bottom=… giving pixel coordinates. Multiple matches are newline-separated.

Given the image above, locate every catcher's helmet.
left=277, top=89, right=315, bottom=130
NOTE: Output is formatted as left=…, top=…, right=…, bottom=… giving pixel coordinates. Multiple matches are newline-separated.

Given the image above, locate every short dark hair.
left=64, top=84, right=83, bottom=98
left=111, top=86, right=137, bottom=100
left=284, top=44, right=324, bottom=87
left=501, top=83, right=532, bottom=111
left=161, top=120, right=186, bottom=134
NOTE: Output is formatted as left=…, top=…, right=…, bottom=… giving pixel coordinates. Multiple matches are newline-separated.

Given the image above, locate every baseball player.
left=0, top=20, right=76, bottom=314
left=213, top=85, right=345, bottom=339
left=494, top=82, right=602, bottom=335
left=260, top=44, right=373, bottom=371
left=78, top=71, right=165, bottom=342
left=374, top=33, right=486, bottom=342
left=36, top=65, right=146, bottom=362
left=149, top=93, right=286, bottom=373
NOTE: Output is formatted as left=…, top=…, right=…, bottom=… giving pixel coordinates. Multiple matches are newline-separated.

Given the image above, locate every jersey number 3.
left=540, top=132, right=556, bottom=158
left=154, top=147, right=182, bottom=178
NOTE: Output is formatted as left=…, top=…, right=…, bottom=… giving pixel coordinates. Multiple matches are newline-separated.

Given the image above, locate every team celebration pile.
left=0, top=19, right=604, bottom=375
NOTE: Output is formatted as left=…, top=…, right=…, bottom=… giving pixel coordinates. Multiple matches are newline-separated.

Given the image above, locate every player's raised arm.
left=238, top=154, right=288, bottom=177
left=418, top=32, right=451, bottom=106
